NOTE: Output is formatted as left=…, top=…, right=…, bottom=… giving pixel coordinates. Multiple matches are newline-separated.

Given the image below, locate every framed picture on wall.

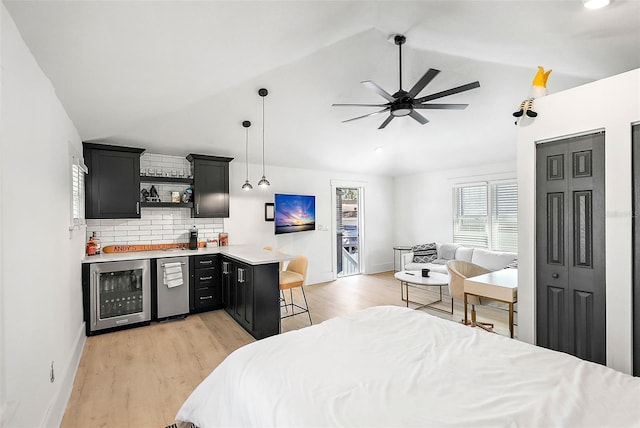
left=265, top=203, right=275, bottom=221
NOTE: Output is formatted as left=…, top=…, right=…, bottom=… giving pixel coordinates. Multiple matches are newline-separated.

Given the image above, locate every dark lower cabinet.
left=190, top=254, right=222, bottom=312
left=221, top=255, right=279, bottom=340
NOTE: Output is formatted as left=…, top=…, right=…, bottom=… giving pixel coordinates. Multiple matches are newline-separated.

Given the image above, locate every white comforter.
left=176, top=306, right=640, bottom=427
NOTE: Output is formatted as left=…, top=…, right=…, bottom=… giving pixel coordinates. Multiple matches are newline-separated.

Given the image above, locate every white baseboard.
left=41, top=322, right=86, bottom=427
left=365, top=262, right=393, bottom=274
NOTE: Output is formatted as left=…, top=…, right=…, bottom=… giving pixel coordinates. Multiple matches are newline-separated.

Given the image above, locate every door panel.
left=536, top=132, right=605, bottom=364
left=632, top=124, right=640, bottom=376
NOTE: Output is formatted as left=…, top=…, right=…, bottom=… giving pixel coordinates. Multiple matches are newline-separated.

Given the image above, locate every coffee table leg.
left=509, top=302, right=514, bottom=338
left=464, top=293, right=468, bottom=325
left=405, top=282, right=409, bottom=307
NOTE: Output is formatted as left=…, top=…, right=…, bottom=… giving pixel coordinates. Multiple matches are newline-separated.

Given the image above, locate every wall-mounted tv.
left=274, top=193, right=316, bottom=235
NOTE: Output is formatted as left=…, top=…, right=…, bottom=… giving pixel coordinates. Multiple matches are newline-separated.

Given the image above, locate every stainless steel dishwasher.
left=156, top=256, right=190, bottom=319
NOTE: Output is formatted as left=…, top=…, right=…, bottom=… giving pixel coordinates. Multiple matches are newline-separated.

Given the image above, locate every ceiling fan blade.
left=378, top=115, right=394, bottom=129
left=414, top=81, right=481, bottom=104
left=413, top=103, right=468, bottom=110
left=342, top=108, right=390, bottom=123
left=409, top=110, right=429, bottom=125
left=407, top=68, right=440, bottom=99
left=332, top=103, right=388, bottom=107
left=361, top=80, right=396, bottom=102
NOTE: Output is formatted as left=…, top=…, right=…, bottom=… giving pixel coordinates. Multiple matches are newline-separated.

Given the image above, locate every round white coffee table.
left=394, top=270, right=452, bottom=313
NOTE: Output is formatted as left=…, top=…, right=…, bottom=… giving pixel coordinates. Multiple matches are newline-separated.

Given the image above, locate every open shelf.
left=140, top=176, right=193, bottom=184
left=140, top=202, right=193, bottom=208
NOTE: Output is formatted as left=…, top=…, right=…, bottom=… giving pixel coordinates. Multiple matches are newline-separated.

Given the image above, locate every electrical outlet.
left=50, top=361, right=55, bottom=383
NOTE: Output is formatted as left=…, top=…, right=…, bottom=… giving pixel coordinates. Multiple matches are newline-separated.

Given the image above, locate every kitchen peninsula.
left=82, top=245, right=293, bottom=340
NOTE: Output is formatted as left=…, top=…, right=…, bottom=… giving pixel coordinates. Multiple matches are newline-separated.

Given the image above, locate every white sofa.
left=402, top=243, right=517, bottom=275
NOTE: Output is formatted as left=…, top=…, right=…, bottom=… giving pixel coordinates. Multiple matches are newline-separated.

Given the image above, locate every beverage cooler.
left=86, top=259, right=151, bottom=335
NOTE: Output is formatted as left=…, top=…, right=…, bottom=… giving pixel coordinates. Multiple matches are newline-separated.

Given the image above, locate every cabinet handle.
left=136, top=202, right=140, bottom=215
left=237, top=268, right=245, bottom=283
left=199, top=295, right=213, bottom=300
left=199, top=260, right=213, bottom=265
left=552, top=273, right=559, bottom=279
left=196, top=203, right=200, bottom=215
left=93, top=272, right=100, bottom=327
left=199, top=275, right=213, bottom=281
left=222, top=261, right=230, bottom=274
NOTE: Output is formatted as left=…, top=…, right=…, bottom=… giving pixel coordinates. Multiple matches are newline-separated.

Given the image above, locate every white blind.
left=71, top=154, right=87, bottom=227
left=491, top=181, right=518, bottom=252
left=453, top=184, right=488, bottom=248
left=453, top=180, right=518, bottom=252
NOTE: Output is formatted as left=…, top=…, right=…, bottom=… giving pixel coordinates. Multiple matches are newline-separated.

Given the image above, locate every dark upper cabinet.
left=187, top=154, right=233, bottom=218
left=84, top=143, right=144, bottom=219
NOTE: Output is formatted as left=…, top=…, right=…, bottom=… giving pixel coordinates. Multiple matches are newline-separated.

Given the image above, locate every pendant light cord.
left=262, top=95, right=266, bottom=176
left=245, top=126, right=250, bottom=181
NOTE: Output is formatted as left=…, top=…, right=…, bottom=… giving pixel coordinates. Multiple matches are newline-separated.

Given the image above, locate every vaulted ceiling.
left=4, top=1, right=640, bottom=176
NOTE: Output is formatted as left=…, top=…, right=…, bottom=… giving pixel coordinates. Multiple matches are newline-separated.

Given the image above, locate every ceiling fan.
left=333, top=34, right=480, bottom=129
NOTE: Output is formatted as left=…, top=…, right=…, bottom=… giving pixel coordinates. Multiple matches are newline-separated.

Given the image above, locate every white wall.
left=393, top=161, right=516, bottom=246
left=0, top=5, right=86, bottom=426
left=517, top=69, right=640, bottom=374
left=225, top=162, right=395, bottom=284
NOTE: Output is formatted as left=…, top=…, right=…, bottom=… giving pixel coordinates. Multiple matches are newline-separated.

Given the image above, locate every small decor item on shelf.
left=148, top=185, right=161, bottom=202
left=140, top=188, right=150, bottom=202
left=182, top=187, right=193, bottom=203
left=219, top=233, right=228, bottom=246
left=171, top=191, right=181, bottom=203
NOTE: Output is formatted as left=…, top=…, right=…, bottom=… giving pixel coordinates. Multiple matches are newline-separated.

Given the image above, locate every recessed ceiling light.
left=582, top=0, right=610, bottom=9
left=374, top=146, right=383, bottom=153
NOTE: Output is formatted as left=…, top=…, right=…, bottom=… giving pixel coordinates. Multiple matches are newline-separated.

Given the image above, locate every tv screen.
left=274, top=193, right=316, bottom=235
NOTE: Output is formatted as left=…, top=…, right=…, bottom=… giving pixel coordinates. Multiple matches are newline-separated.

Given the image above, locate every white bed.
left=176, top=306, right=640, bottom=427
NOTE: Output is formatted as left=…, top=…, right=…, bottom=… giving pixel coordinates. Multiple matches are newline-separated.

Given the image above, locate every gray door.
left=536, top=132, right=606, bottom=364
left=633, top=124, right=640, bottom=376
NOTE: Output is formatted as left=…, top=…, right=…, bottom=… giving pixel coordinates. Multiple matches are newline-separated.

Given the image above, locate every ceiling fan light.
left=258, top=176, right=270, bottom=188
left=391, top=103, right=412, bottom=117
left=582, top=0, right=610, bottom=9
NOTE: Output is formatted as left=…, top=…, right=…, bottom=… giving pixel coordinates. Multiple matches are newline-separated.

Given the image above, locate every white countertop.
left=82, top=244, right=294, bottom=266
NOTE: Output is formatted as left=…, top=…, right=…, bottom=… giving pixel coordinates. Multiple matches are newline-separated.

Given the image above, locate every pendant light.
left=241, top=120, right=253, bottom=191
left=258, top=88, right=271, bottom=188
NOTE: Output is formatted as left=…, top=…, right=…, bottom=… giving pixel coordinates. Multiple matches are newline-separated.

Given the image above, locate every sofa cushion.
left=439, top=243, right=459, bottom=260
left=455, top=247, right=474, bottom=262
left=411, top=243, right=437, bottom=263
left=471, top=248, right=517, bottom=271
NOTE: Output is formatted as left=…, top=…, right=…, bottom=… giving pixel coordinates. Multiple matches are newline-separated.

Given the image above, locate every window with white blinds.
left=453, top=180, right=518, bottom=252
left=71, top=150, right=88, bottom=229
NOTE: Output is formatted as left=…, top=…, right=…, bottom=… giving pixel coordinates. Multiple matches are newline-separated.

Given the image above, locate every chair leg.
left=471, top=304, right=494, bottom=332
left=300, top=285, right=312, bottom=325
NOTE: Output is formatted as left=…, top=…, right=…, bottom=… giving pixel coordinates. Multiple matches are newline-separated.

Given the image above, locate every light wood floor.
left=61, top=271, right=513, bottom=427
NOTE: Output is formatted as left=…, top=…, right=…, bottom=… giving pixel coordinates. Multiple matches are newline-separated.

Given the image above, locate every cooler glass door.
left=90, top=259, right=151, bottom=332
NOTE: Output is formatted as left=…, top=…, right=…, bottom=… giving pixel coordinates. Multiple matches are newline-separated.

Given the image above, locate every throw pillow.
left=412, top=243, right=437, bottom=263
left=439, top=243, right=459, bottom=260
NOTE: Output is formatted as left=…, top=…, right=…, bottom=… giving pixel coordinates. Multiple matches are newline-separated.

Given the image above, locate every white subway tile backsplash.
left=87, top=153, right=223, bottom=249
left=115, top=225, right=140, bottom=231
